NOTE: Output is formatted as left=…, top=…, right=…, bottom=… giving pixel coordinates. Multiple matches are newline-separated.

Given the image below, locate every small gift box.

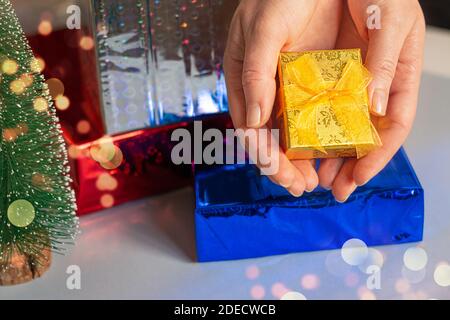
left=275, top=49, right=381, bottom=160
left=195, top=148, right=424, bottom=262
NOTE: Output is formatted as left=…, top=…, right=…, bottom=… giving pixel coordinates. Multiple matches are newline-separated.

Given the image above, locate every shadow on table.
left=132, top=187, right=198, bottom=262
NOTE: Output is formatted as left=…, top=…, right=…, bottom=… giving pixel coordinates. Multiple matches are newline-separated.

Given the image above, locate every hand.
left=318, top=0, right=425, bottom=202
left=224, top=0, right=344, bottom=196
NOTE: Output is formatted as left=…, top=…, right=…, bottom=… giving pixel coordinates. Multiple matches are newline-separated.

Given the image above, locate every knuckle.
left=241, top=68, right=265, bottom=88
left=375, top=59, right=397, bottom=81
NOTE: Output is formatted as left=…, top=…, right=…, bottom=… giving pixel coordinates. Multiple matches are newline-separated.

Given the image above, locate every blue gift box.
left=194, top=148, right=424, bottom=262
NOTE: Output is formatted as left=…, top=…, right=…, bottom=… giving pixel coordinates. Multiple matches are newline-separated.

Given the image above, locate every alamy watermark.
left=171, top=121, right=280, bottom=175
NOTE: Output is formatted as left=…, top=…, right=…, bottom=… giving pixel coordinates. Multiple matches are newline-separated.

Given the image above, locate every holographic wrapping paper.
left=195, top=148, right=424, bottom=262
left=91, top=0, right=238, bottom=135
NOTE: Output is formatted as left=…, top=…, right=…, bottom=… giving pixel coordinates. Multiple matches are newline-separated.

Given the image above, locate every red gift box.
left=26, top=19, right=233, bottom=215
left=69, top=125, right=192, bottom=216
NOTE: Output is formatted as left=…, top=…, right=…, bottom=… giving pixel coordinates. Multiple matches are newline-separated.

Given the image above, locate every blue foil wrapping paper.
left=195, top=148, right=424, bottom=262
left=91, top=0, right=239, bottom=134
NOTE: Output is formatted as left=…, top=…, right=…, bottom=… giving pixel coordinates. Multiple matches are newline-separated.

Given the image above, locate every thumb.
left=365, top=14, right=409, bottom=116
left=242, top=22, right=285, bottom=128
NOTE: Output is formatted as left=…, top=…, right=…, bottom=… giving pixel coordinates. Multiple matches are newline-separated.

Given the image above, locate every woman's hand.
left=318, top=0, right=425, bottom=201
left=224, top=0, right=344, bottom=196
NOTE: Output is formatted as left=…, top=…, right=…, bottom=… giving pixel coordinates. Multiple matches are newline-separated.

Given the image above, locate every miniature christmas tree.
left=0, top=0, right=78, bottom=285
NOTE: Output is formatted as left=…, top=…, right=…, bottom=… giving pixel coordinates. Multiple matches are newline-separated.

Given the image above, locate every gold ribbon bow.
left=281, top=54, right=381, bottom=158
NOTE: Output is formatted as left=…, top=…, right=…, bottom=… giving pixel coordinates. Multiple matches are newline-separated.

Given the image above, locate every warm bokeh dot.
left=245, top=265, right=260, bottom=280
left=10, top=79, right=27, bottom=94
left=46, top=78, right=65, bottom=98
left=395, top=278, right=411, bottom=294
left=96, top=173, right=118, bottom=191
left=15, top=123, right=28, bottom=135
left=271, top=283, right=289, bottom=299
left=30, top=57, right=45, bottom=73
left=55, top=95, right=70, bottom=110
left=38, top=19, right=52, bottom=36
left=2, top=59, right=18, bottom=75
left=250, top=285, right=265, bottom=300
left=20, top=73, right=34, bottom=87
left=100, top=194, right=114, bottom=208
left=76, top=120, right=91, bottom=134
left=301, top=274, right=320, bottom=290
left=3, top=128, right=18, bottom=142
left=67, top=145, right=81, bottom=159
left=33, top=97, right=49, bottom=112
left=79, top=36, right=95, bottom=50
left=100, top=146, right=123, bottom=170
left=90, top=137, right=116, bottom=163
left=99, top=146, right=123, bottom=170
left=31, top=173, right=53, bottom=192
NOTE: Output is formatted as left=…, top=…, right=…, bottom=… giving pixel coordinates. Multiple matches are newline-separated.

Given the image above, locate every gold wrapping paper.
left=275, top=49, right=381, bottom=160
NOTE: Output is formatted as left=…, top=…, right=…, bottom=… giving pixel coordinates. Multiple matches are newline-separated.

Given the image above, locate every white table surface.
left=1, top=27, right=450, bottom=300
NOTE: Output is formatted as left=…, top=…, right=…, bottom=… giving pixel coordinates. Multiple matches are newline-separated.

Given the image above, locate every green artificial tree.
left=0, top=0, right=78, bottom=285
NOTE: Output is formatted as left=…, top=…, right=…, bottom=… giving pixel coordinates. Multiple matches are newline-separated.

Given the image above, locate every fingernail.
left=288, top=188, right=303, bottom=198
left=288, top=180, right=304, bottom=197
left=371, top=89, right=387, bottom=116
left=356, top=179, right=370, bottom=187
left=247, top=104, right=261, bottom=127
left=336, top=196, right=349, bottom=204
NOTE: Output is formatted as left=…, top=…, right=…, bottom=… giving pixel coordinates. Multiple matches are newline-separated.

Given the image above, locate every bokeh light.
left=55, top=95, right=70, bottom=110
left=1, top=59, right=18, bottom=75
left=10, top=79, right=27, bottom=94
left=33, top=97, right=49, bottom=112
left=76, top=120, right=91, bottom=134
left=433, top=262, right=450, bottom=287
left=250, top=285, right=265, bottom=300
left=301, top=274, right=320, bottom=290
left=99, top=146, right=123, bottom=170
left=357, top=287, right=376, bottom=300
left=68, top=145, right=81, bottom=159
left=100, top=194, right=114, bottom=208
left=271, top=282, right=289, bottom=299
left=341, top=238, right=368, bottom=266
left=395, top=278, right=411, bottom=294
left=358, top=248, right=384, bottom=274
left=31, top=173, right=53, bottom=192
left=79, top=36, right=95, bottom=50
left=90, top=136, right=115, bottom=163
left=280, top=291, right=306, bottom=300
left=403, top=247, right=428, bottom=271
left=38, top=19, right=52, bottom=36
left=245, top=265, right=260, bottom=280
left=20, top=73, right=34, bottom=87
left=15, top=123, right=28, bottom=135
left=30, top=57, right=45, bottom=73
left=96, top=173, right=118, bottom=191
left=46, top=78, right=65, bottom=98
left=344, top=272, right=360, bottom=287
left=3, top=128, right=17, bottom=142
left=7, top=199, right=35, bottom=227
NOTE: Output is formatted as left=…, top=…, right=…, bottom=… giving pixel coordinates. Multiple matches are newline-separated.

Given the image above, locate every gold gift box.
left=275, top=49, right=381, bottom=160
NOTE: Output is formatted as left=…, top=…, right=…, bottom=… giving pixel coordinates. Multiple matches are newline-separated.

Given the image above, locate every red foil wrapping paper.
left=69, top=124, right=192, bottom=215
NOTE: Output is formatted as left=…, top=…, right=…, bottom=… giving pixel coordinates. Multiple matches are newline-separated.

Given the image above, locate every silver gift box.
left=91, top=0, right=238, bottom=134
